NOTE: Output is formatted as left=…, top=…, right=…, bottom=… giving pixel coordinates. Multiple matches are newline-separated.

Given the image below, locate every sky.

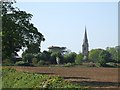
left=14, top=0, right=118, bottom=55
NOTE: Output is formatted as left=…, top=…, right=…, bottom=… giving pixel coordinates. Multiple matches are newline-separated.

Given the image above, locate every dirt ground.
left=3, top=66, right=120, bottom=88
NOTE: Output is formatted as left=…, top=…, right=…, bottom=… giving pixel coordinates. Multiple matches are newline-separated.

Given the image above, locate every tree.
left=2, top=1, right=45, bottom=60
left=22, top=53, right=34, bottom=64
left=117, top=46, right=120, bottom=63
left=24, top=43, right=41, bottom=54
left=51, top=52, right=62, bottom=64
left=88, top=49, right=102, bottom=63
left=75, top=53, right=84, bottom=64
left=89, top=49, right=111, bottom=66
left=64, top=52, right=77, bottom=63
left=106, top=46, right=120, bottom=63
left=98, top=50, right=111, bottom=66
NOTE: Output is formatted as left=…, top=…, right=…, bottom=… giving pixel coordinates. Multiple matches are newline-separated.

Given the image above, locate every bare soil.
left=3, top=66, right=120, bottom=88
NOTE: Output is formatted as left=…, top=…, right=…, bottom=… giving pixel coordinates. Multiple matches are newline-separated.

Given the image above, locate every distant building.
left=82, top=27, right=89, bottom=61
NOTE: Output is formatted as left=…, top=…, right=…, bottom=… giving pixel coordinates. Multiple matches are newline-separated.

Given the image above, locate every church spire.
left=83, top=26, right=88, bottom=43
left=82, top=26, right=89, bottom=61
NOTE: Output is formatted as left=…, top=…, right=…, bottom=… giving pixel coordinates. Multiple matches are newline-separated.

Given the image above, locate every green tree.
left=2, top=1, right=45, bottom=61
left=22, top=53, right=34, bottom=64
left=98, top=50, right=111, bottom=66
left=51, top=52, right=62, bottom=64
left=75, top=53, right=84, bottom=64
left=24, top=43, right=41, bottom=54
left=89, top=49, right=102, bottom=63
left=106, top=46, right=120, bottom=63
left=64, top=52, right=77, bottom=63
left=89, top=49, right=111, bottom=66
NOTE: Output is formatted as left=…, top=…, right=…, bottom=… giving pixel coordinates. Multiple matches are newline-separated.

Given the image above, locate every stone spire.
left=83, top=27, right=88, bottom=43
left=82, top=27, right=89, bottom=61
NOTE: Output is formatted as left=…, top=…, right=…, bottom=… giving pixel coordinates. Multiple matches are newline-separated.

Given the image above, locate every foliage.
left=35, top=51, right=52, bottom=65
left=2, top=1, right=45, bottom=61
left=31, top=58, right=38, bottom=66
left=64, top=63, right=75, bottom=67
left=2, top=68, right=85, bottom=89
left=106, top=46, right=120, bottom=63
left=15, top=61, right=25, bottom=66
left=24, top=43, right=41, bottom=54
left=37, top=60, right=46, bottom=66
left=98, top=50, right=111, bottom=66
left=89, top=49, right=101, bottom=63
left=2, top=59, right=14, bottom=66
left=22, top=51, right=53, bottom=66
left=51, top=52, right=63, bottom=64
left=89, top=49, right=111, bottom=66
left=22, top=53, right=34, bottom=64
left=75, top=53, right=84, bottom=65
left=41, top=51, right=52, bottom=61
left=64, top=52, right=77, bottom=63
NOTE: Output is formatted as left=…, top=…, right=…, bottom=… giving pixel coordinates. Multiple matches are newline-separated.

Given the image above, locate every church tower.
left=82, top=27, right=89, bottom=61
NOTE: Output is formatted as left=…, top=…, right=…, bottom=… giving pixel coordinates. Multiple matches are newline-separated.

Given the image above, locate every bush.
left=15, top=61, right=25, bottom=66
left=75, top=53, right=83, bottom=65
left=31, top=58, right=38, bottom=66
left=95, top=62, right=101, bottom=67
left=89, top=49, right=111, bottom=67
left=64, top=63, right=75, bottom=67
left=63, top=52, right=77, bottom=63
left=2, top=59, right=14, bottom=66
left=15, top=61, right=30, bottom=66
left=22, top=53, right=34, bottom=63
left=88, top=62, right=96, bottom=67
left=37, top=60, right=46, bottom=66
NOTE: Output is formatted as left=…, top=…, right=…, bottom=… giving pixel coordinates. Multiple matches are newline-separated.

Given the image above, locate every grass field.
left=2, top=66, right=120, bottom=89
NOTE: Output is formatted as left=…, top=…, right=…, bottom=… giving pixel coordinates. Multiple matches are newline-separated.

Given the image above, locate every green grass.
left=2, top=68, right=87, bottom=89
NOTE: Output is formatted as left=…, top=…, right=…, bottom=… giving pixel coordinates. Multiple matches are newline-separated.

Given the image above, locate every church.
left=82, top=27, right=89, bottom=61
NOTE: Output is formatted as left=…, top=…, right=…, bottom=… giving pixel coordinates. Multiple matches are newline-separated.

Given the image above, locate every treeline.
left=3, top=46, right=120, bottom=67
left=88, top=46, right=120, bottom=67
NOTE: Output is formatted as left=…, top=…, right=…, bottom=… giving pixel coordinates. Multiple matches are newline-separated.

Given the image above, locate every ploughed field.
left=3, top=66, right=119, bottom=88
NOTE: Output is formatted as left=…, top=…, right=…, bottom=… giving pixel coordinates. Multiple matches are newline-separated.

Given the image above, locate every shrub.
left=37, top=60, right=46, bottom=66
left=15, top=61, right=30, bottom=66
left=22, top=53, right=34, bottom=63
left=31, top=58, right=38, bottom=66
left=75, top=53, right=83, bottom=65
left=88, top=62, right=96, bottom=67
left=89, top=49, right=111, bottom=67
left=64, top=63, right=75, bottom=67
left=95, top=62, right=101, bottom=67
left=63, top=52, right=77, bottom=63
left=15, top=61, right=25, bottom=66
left=2, top=59, right=14, bottom=66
